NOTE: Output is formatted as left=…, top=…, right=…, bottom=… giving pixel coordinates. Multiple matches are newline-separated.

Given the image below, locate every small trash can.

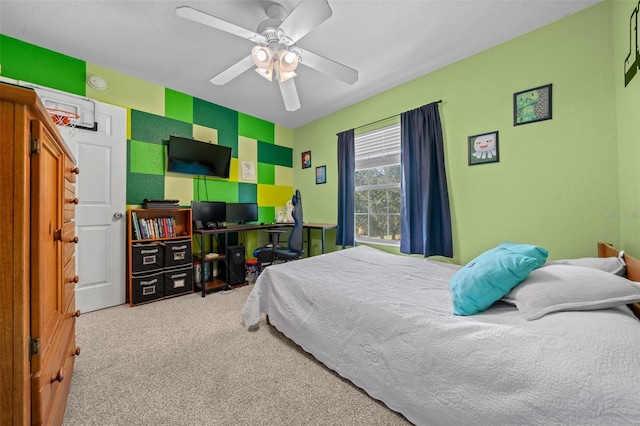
left=246, top=259, right=259, bottom=283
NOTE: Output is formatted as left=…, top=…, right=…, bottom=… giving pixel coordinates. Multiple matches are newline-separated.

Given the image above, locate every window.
left=354, top=122, right=401, bottom=245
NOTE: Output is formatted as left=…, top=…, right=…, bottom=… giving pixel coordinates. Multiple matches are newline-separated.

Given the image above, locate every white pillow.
left=545, top=256, right=625, bottom=276
left=503, top=264, right=640, bottom=320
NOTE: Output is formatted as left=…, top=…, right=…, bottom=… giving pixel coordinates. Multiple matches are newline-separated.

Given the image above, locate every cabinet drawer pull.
left=69, top=197, right=79, bottom=205
left=71, top=167, right=80, bottom=175
left=74, top=346, right=81, bottom=356
left=74, top=310, right=81, bottom=317
left=51, top=368, right=64, bottom=383
left=70, top=236, right=79, bottom=244
left=71, top=276, right=80, bottom=284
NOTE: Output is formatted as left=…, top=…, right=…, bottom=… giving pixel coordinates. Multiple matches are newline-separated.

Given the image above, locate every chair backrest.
left=287, top=189, right=303, bottom=253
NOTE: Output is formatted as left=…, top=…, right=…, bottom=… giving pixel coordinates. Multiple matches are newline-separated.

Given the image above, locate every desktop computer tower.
left=227, top=245, right=246, bottom=286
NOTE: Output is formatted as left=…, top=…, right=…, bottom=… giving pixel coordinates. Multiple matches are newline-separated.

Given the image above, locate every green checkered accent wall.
left=127, top=103, right=294, bottom=224
left=0, top=34, right=295, bottom=224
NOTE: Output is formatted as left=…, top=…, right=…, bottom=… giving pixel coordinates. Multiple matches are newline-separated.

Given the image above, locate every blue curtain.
left=400, top=103, right=453, bottom=257
left=335, top=129, right=355, bottom=247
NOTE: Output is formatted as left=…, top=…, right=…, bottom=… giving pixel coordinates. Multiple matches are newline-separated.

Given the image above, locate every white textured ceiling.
left=0, top=0, right=601, bottom=129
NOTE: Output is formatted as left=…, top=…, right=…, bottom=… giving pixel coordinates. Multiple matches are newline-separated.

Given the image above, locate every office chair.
left=254, top=189, right=304, bottom=271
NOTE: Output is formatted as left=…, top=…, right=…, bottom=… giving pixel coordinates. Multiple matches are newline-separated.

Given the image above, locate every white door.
left=65, top=101, right=127, bottom=312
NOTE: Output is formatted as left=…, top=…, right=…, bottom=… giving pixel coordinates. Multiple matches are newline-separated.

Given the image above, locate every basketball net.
left=46, top=107, right=79, bottom=137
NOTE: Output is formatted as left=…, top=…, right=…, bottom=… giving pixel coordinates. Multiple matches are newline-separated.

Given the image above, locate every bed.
left=242, top=243, right=640, bottom=425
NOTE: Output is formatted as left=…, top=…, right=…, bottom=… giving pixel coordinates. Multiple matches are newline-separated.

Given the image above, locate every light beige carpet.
left=63, top=284, right=411, bottom=425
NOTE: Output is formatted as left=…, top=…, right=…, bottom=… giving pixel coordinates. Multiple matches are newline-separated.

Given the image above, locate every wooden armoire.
left=1, top=82, right=80, bottom=425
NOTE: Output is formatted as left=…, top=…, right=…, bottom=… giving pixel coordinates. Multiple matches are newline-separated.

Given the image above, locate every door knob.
left=113, top=212, right=124, bottom=220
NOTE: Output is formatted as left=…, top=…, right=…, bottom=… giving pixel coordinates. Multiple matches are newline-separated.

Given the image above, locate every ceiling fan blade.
left=299, top=48, right=358, bottom=85
left=176, top=6, right=261, bottom=41
left=278, top=0, right=332, bottom=43
left=278, top=79, right=301, bottom=111
left=210, top=55, right=255, bottom=85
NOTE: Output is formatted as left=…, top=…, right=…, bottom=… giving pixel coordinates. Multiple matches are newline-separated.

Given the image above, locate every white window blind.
left=354, top=123, right=401, bottom=169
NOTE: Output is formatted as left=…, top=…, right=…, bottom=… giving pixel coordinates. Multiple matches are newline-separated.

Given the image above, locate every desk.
left=193, top=222, right=336, bottom=297
left=264, top=223, right=337, bottom=258
left=263, top=222, right=337, bottom=256
left=194, top=224, right=278, bottom=297
left=302, top=223, right=337, bottom=256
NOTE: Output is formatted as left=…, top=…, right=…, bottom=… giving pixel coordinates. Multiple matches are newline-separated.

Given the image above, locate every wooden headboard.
left=598, top=242, right=640, bottom=319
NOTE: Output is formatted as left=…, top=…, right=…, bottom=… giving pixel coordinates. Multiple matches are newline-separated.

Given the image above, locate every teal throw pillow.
left=449, top=242, right=548, bottom=316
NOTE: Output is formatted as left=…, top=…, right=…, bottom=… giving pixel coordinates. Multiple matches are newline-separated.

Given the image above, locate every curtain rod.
left=341, top=100, right=442, bottom=134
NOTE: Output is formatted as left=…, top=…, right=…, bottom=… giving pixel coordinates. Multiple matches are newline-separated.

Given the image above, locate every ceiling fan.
left=176, top=0, right=358, bottom=112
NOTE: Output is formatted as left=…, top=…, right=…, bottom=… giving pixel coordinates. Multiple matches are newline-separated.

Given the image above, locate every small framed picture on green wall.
left=468, top=131, right=499, bottom=166
left=302, top=151, right=311, bottom=169
left=316, top=165, right=327, bottom=184
left=513, top=84, right=552, bottom=126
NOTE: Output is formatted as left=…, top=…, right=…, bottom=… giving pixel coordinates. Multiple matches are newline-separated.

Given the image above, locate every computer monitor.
left=191, top=201, right=226, bottom=228
left=225, top=202, right=258, bottom=224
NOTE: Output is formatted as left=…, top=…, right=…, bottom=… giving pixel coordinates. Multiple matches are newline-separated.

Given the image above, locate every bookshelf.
left=126, top=208, right=193, bottom=306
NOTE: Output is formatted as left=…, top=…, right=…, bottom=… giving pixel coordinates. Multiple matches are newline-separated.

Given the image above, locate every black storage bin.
left=164, top=264, right=193, bottom=296
left=164, top=239, right=193, bottom=267
left=131, top=269, right=164, bottom=305
left=131, top=242, right=164, bottom=272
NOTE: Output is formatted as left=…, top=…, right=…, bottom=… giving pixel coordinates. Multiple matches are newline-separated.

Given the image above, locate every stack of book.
left=131, top=212, right=178, bottom=240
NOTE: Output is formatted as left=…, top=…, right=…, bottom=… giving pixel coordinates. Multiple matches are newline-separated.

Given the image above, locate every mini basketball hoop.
left=46, top=107, right=79, bottom=126
left=46, top=107, right=80, bottom=136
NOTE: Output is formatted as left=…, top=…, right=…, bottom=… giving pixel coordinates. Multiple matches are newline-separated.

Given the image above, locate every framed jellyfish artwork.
left=513, top=84, right=552, bottom=126
left=468, top=131, right=499, bottom=166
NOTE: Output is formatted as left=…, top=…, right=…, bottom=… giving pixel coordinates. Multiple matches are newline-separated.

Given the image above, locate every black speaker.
left=227, top=245, right=246, bottom=286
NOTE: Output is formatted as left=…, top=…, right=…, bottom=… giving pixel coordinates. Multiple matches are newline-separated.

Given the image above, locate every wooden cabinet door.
left=30, top=119, right=65, bottom=425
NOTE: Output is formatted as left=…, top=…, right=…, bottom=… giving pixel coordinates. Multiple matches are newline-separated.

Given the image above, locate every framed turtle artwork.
left=513, top=84, right=552, bottom=126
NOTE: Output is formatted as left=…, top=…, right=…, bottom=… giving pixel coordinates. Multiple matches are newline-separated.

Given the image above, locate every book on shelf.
left=140, top=219, right=149, bottom=239
left=143, top=218, right=151, bottom=239
left=132, top=215, right=180, bottom=240
left=169, top=217, right=176, bottom=236
left=162, top=218, right=169, bottom=238
left=131, top=211, right=141, bottom=240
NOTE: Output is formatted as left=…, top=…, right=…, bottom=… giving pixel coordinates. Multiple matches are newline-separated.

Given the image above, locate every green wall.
left=0, top=35, right=294, bottom=222
left=614, top=0, right=640, bottom=255
left=295, top=0, right=625, bottom=264
left=0, top=33, right=321, bottom=257
left=0, top=34, right=296, bottom=259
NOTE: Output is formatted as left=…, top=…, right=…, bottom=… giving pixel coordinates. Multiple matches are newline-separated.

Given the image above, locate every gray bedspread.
left=242, top=246, right=640, bottom=426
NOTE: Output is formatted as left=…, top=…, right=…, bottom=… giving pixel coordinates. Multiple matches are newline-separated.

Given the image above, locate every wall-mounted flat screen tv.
left=167, top=135, right=232, bottom=179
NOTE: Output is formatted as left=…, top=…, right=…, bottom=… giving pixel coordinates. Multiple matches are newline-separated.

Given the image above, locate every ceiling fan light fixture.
left=177, top=2, right=358, bottom=113
left=255, top=65, right=274, bottom=81
left=277, top=50, right=299, bottom=73
left=251, top=45, right=273, bottom=68
left=278, top=70, right=297, bottom=83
